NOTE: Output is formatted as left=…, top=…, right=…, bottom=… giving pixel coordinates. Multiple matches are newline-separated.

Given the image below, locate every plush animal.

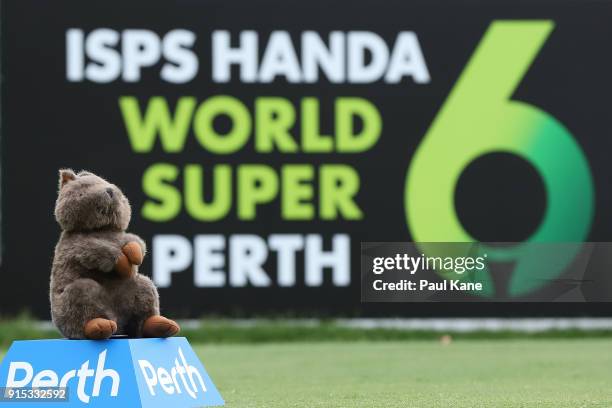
left=50, top=169, right=180, bottom=340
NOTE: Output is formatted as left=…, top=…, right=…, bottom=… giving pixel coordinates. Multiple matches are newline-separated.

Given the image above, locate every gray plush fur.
left=50, top=169, right=160, bottom=338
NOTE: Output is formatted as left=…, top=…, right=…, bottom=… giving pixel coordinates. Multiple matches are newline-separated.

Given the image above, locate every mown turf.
left=195, top=339, right=612, bottom=407
left=2, top=316, right=612, bottom=348
left=0, top=339, right=609, bottom=406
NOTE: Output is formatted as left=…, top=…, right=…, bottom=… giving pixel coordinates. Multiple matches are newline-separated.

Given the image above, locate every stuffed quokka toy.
left=50, top=169, right=180, bottom=340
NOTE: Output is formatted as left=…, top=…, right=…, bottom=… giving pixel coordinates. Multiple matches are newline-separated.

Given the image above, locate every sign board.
left=0, top=337, right=224, bottom=407
left=2, top=0, right=612, bottom=316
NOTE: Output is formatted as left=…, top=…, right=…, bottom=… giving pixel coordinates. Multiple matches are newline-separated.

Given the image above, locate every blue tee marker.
left=0, top=337, right=224, bottom=407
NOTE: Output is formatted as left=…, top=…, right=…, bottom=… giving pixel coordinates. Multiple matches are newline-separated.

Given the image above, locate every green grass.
left=194, top=339, right=612, bottom=407
left=2, top=316, right=612, bottom=347
left=0, top=316, right=60, bottom=347
left=0, top=335, right=610, bottom=406
left=181, top=320, right=612, bottom=343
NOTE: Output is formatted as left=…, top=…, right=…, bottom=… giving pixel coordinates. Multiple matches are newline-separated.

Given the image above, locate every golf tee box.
left=0, top=337, right=224, bottom=407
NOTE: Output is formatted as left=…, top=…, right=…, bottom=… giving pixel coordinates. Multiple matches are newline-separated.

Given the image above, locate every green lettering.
left=238, top=165, right=279, bottom=220
left=320, top=165, right=362, bottom=220
left=184, top=164, right=232, bottom=221
left=193, top=96, right=251, bottom=154
left=302, top=98, right=333, bottom=152
left=336, top=97, right=382, bottom=152
left=141, top=163, right=181, bottom=221
left=119, top=96, right=195, bottom=153
left=255, top=97, right=298, bottom=153
left=282, top=165, right=314, bottom=220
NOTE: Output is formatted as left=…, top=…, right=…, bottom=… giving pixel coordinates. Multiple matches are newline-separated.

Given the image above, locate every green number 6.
left=405, top=21, right=594, bottom=296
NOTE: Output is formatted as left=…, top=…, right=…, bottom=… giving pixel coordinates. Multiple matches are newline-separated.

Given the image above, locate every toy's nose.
left=106, top=188, right=114, bottom=198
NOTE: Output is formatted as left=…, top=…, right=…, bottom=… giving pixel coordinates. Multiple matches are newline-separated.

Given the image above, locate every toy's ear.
left=59, top=169, right=76, bottom=189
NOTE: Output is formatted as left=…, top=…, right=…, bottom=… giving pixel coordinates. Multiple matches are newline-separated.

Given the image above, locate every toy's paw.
left=115, top=252, right=134, bottom=278
left=84, top=318, right=117, bottom=340
left=142, top=315, right=180, bottom=338
left=122, top=241, right=143, bottom=265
